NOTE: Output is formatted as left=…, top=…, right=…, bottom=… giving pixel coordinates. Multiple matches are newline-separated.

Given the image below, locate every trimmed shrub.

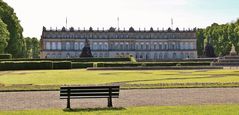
left=0, top=54, right=12, bottom=59
left=72, top=62, right=94, bottom=69
left=180, top=62, right=211, bottom=66
left=144, top=62, right=211, bottom=67
left=53, top=61, right=72, bottom=69
left=0, top=57, right=131, bottom=62
left=0, top=61, right=52, bottom=71
left=97, top=63, right=142, bottom=67
left=144, top=62, right=177, bottom=66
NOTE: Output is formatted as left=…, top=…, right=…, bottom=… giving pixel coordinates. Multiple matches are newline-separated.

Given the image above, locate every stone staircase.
left=212, top=56, right=239, bottom=66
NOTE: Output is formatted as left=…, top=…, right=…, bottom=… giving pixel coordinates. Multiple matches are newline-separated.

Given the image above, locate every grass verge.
left=1, top=69, right=239, bottom=91
left=1, top=105, right=239, bottom=115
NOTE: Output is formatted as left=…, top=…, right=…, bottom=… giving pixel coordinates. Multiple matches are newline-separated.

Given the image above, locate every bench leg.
left=108, top=97, right=113, bottom=107
left=67, top=98, right=71, bottom=109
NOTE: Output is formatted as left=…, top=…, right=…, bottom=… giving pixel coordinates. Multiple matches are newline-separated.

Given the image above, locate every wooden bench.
left=60, top=86, right=120, bottom=109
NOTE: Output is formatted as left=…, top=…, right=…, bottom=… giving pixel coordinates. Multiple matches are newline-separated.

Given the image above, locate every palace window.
left=46, top=42, right=51, bottom=50
left=173, top=53, right=177, bottom=59
left=52, top=42, right=56, bottom=50
left=74, top=42, right=79, bottom=50
left=104, top=42, right=108, bottom=50
left=66, top=42, right=70, bottom=50
left=80, top=42, right=84, bottom=50
left=104, top=53, right=108, bottom=57
left=154, top=53, right=158, bottom=59
left=159, top=43, right=162, bottom=50
left=57, top=42, right=61, bottom=50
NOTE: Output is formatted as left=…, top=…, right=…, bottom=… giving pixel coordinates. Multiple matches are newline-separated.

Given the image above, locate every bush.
left=0, top=54, right=12, bottom=59
left=72, top=62, right=94, bottom=69
left=144, top=62, right=211, bottom=67
left=144, top=62, right=177, bottom=66
left=180, top=62, right=211, bottom=66
left=53, top=61, right=72, bottom=69
left=0, top=61, right=52, bottom=71
left=96, top=62, right=211, bottom=68
left=0, top=57, right=131, bottom=62
left=97, top=63, right=142, bottom=67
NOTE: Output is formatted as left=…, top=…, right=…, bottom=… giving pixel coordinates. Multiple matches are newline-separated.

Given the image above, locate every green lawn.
left=1, top=105, right=239, bottom=115
left=0, top=69, right=239, bottom=90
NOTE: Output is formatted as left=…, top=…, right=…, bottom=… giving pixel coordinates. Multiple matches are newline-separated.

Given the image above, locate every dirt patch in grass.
left=0, top=71, right=46, bottom=76
left=99, top=72, right=152, bottom=75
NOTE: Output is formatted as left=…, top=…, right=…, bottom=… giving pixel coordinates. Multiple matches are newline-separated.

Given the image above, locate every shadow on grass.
left=63, top=107, right=126, bottom=112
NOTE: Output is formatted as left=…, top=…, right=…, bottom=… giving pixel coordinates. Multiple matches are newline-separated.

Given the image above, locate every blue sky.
left=3, top=0, right=239, bottom=38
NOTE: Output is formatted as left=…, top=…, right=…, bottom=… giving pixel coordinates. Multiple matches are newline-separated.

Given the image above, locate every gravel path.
left=1, top=88, right=239, bottom=110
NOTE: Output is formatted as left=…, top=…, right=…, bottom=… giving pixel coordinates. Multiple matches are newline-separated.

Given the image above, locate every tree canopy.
left=0, top=18, right=9, bottom=53
left=0, top=0, right=26, bottom=58
left=196, top=19, right=239, bottom=57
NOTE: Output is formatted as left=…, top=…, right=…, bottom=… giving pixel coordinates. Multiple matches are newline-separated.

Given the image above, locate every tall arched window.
left=185, top=42, right=189, bottom=49
left=159, top=53, right=162, bottom=59
left=99, top=42, right=103, bottom=50
left=66, top=42, right=70, bottom=50
left=46, top=42, right=51, bottom=50
left=173, top=53, right=177, bottom=59
left=57, top=42, right=61, bottom=50
left=146, top=43, right=149, bottom=50
left=159, top=43, right=162, bottom=50
left=52, top=42, right=56, bottom=50
left=154, top=43, right=157, bottom=50
left=135, top=43, right=139, bottom=50
left=74, top=42, right=79, bottom=50
left=154, top=53, right=158, bottom=59
left=80, top=42, right=84, bottom=50
left=104, top=42, right=108, bottom=50
left=125, top=42, right=129, bottom=50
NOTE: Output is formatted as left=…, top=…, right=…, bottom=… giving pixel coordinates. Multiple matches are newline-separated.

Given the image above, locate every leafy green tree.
left=25, top=37, right=32, bottom=58
left=24, top=37, right=40, bottom=58
left=0, top=0, right=26, bottom=58
left=32, top=37, right=40, bottom=58
left=196, top=29, right=204, bottom=56
left=0, top=18, right=9, bottom=53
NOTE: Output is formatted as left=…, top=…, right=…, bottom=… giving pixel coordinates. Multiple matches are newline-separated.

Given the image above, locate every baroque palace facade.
left=40, top=27, right=197, bottom=60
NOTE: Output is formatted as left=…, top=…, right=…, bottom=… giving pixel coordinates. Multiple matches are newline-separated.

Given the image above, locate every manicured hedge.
left=0, top=61, right=52, bottom=71
left=97, top=63, right=142, bottom=67
left=95, top=62, right=211, bottom=68
left=53, top=61, right=72, bottom=69
left=144, top=62, right=211, bottom=66
left=0, top=57, right=131, bottom=62
left=72, top=62, right=94, bottom=69
left=0, top=61, right=212, bottom=71
left=0, top=54, right=12, bottom=59
left=179, top=62, right=211, bottom=66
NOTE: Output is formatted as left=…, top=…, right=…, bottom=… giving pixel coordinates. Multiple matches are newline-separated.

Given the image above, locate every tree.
left=196, top=29, right=204, bottom=57
left=24, top=37, right=40, bottom=58
left=0, top=18, right=9, bottom=53
left=31, top=37, right=40, bottom=58
left=0, top=0, right=26, bottom=58
left=25, top=37, right=32, bottom=58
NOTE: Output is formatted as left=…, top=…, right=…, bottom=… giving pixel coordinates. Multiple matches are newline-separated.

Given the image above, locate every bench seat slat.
left=60, top=89, right=119, bottom=93
left=60, top=96, right=119, bottom=99
left=60, top=93, right=119, bottom=97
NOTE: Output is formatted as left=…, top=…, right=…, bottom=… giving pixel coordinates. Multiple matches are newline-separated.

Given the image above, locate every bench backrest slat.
left=60, top=86, right=120, bottom=99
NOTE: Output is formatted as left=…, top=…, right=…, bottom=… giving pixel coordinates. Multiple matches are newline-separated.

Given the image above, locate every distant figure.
left=204, top=43, right=216, bottom=57
left=80, top=38, right=93, bottom=57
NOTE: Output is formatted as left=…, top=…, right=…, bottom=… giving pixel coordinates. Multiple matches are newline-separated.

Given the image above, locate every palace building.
left=40, top=27, right=197, bottom=60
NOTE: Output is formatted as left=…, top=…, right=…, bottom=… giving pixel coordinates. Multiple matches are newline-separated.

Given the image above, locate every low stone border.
left=87, top=66, right=223, bottom=70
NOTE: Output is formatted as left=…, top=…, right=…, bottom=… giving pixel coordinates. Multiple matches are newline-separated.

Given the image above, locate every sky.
left=3, top=0, right=239, bottom=38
